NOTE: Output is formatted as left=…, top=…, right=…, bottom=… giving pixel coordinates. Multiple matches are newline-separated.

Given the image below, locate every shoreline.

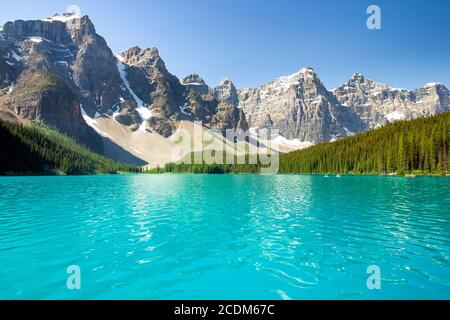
left=1, top=171, right=450, bottom=178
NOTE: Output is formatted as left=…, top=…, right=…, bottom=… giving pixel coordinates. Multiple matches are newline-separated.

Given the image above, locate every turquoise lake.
left=0, top=174, right=449, bottom=300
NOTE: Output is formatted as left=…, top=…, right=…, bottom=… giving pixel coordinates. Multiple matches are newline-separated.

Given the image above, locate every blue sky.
left=1, top=0, right=449, bottom=89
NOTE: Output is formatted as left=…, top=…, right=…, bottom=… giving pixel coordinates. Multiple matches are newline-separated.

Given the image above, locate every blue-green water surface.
left=0, top=175, right=449, bottom=299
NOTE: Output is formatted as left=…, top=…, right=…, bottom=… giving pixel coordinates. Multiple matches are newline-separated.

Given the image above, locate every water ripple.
left=0, top=175, right=449, bottom=299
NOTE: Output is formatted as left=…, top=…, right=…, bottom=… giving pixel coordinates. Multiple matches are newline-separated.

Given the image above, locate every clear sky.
left=1, top=0, right=449, bottom=90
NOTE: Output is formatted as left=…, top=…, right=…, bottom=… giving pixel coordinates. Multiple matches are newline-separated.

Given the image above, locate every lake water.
left=0, top=174, right=449, bottom=300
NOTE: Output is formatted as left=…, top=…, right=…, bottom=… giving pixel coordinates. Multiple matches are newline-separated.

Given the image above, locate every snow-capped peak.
left=276, top=67, right=316, bottom=83
left=43, top=12, right=81, bottom=23
left=299, top=67, right=315, bottom=74
left=351, top=72, right=365, bottom=82
left=220, top=77, right=232, bottom=84
left=182, top=74, right=206, bottom=86
left=424, top=82, right=442, bottom=88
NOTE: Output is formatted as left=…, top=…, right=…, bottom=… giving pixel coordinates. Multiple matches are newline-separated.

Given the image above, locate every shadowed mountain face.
left=0, top=14, right=127, bottom=151
left=119, top=47, right=249, bottom=137
left=0, top=13, right=247, bottom=152
left=0, top=13, right=449, bottom=164
left=0, top=70, right=103, bottom=151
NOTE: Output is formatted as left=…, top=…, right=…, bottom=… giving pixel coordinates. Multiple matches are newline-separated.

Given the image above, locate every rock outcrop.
left=333, top=73, right=450, bottom=130
left=119, top=47, right=248, bottom=136
left=237, top=68, right=363, bottom=142
left=182, top=74, right=210, bottom=96
left=233, top=69, right=450, bottom=143
left=0, top=70, right=103, bottom=151
left=213, top=78, right=239, bottom=106
left=0, top=13, right=142, bottom=145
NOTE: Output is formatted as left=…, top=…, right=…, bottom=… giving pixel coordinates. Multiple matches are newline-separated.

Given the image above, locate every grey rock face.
left=184, top=90, right=249, bottom=132
left=0, top=13, right=249, bottom=156
left=119, top=46, right=185, bottom=136
left=182, top=74, right=210, bottom=96
left=69, top=18, right=130, bottom=116
left=213, top=78, right=239, bottom=106
left=235, top=69, right=449, bottom=143
left=119, top=46, right=248, bottom=136
left=120, top=46, right=185, bottom=117
left=237, top=109, right=250, bottom=132
left=0, top=34, right=21, bottom=93
left=333, top=73, right=450, bottom=130
left=0, top=14, right=142, bottom=129
left=237, top=68, right=362, bottom=142
left=0, top=70, right=103, bottom=151
left=2, top=19, right=72, bottom=44
left=211, top=101, right=248, bottom=132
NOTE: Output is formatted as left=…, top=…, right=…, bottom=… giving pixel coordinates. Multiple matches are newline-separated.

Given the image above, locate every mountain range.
left=1, top=13, right=449, bottom=167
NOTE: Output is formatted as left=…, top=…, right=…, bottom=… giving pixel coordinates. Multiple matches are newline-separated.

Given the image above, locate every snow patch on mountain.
left=136, top=106, right=153, bottom=132
left=81, top=106, right=114, bottom=139
left=116, top=55, right=146, bottom=108
left=272, top=135, right=314, bottom=148
left=43, top=13, right=81, bottom=23
left=11, top=50, right=22, bottom=62
left=27, top=37, right=44, bottom=43
left=179, top=103, right=192, bottom=116
left=112, top=104, right=120, bottom=120
left=343, top=127, right=355, bottom=137
left=55, top=61, right=69, bottom=67
left=385, top=111, right=406, bottom=122
left=182, top=82, right=204, bottom=86
left=115, top=53, right=153, bottom=130
left=80, top=106, right=97, bottom=125
left=136, top=107, right=152, bottom=120
left=6, top=83, right=15, bottom=95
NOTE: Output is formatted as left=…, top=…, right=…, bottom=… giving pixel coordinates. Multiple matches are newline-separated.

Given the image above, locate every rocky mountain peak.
left=119, top=46, right=141, bottom=64
left=237, top=68, right=361, bottom=141
left=219, top=77, right=233, bottom=85
left=299, top=67, right=316, bottom=75
left=423, top=82, right=448, bottom=91
left=182, top=74, right=206, bottom=85
left=0, top=12, right=135, bottom=120
left=121, top=47, right=159, bottom=63
left=273, top=67, right=331, bottom=100
left=44, top=12, right=82, bottom=22
left=345, top=73, right=376, bottom=88
left=339, top=73, right=389, bottom=94
left=333, top=74, right=450, bottom=131
left=120, top=46, right=166, bottom=74
left=1, top=13, right=97, bottom=45
left=277, top=67, right=321, bottom=88
left=285, top=67, right=318, bottom=82
left=182, top=74, right=209, bottom=96
left=351, top=72, right=365, bottom=82
left=2, top=19, right=72, bottom=44
left=214, top=77, right=238, bottom=106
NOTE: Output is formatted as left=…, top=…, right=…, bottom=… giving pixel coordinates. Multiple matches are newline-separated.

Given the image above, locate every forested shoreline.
left=0, top=120, right=138, bottom=175
left=148, top=112, right=450, bottom=176
left=1, top=112, right=449, bottom=176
